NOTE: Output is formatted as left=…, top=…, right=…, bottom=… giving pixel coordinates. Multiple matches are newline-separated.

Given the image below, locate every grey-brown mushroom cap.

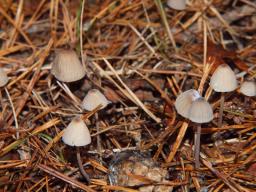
left=167, top=0, right=186, bottom=10
left=81, top=89, right=110, bottom=111
left=51, top=50, right=86, bottom=82
left=240, top=81, right=256, bottom=97
left=62, top=117, right=91, bottom=147
left=174, top=89, right=201, bottom=118
left=0, top=68, right=8, bottom=87
left=210, top=64, right=237, bottom=92
left=188, top=97, right=213, bottom=123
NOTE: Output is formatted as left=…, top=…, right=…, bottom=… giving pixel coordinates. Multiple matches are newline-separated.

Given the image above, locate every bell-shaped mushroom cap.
left=62, top=117, right=91, bottom=147
left=167, top=0, right=186, bottom=10
left=210, top=64, right=237, bottom=92
left=51, top=50, right=86, bottom=82
left=240, top=81, right=256, bottom=97
left=0, top=68, right=8, bottom=87
left=188, top=97, right=213, bottom=123
left=174, top=89, right=201, bottom=118
left=81, top=89, right=110, bottom=111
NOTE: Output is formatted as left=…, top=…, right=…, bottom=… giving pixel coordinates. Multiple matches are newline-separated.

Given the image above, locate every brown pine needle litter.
left=0, top=0, right=255, bottom=191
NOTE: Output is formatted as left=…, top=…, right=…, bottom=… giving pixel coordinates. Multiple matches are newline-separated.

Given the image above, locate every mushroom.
left=210, top=64, right=237, bottom=127
left=0, top=67, right=8, bottom=130
left=174, top=89, right=201, bottom=118
left=188, top=97, right=213, bottom=169
left=62, top=116, right=91, bottom=183
left=240, top=81, right=256, bottom=97
left=81, top=89, right=110, bottom=111
left=167, top=0, right=186, bottom=10
left=175, top=90, right=213, bottom=168
left=81, top=89, right=110, bottom=159
left=0, top=67, right=8, bottom=87
left=51, top=50, right=86, bottom=82
left=240, top=81, right=256, bottom=107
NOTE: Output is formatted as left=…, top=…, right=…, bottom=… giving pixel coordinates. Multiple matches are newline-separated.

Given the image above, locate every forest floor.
left=0, top=0, right=255, bottom=191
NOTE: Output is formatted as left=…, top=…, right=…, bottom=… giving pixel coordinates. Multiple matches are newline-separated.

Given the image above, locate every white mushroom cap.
left=188, top=97, right=213, bottom=123
left=81, top=89, right=110, bottom=111
left=167, top=0, right=186, bottom=10
left=240, top=81, right=256, bottom=97
left=210, top=64, right=237, bottom=92
left=174, top=89, right=201, bottom=118
left=0, top=68, right=8, bottom=87
left=62, top=117, right=91, bottom=147
left=51, top=50, right=86, bottom=82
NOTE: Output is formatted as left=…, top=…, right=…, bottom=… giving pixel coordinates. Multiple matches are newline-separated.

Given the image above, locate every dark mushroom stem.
left=218, top=92, right=225, bottom=128
left=95, top=112, right=102, bottom=160
left=244, top=97, right=249, bottom=109
left=194, top=124, right=201, bottom=169
left=76, top=147, right=90, bottom=183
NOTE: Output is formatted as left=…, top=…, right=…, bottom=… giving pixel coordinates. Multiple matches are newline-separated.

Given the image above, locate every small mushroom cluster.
left=175, top=89, right=213, bottom=168
left=175, top=63, right=255, bottom=168
left=50, top=49, right=255, bottom=183
left=50, top=49, right=110, bottom=183
left=175, top=89, right=213, bottom=124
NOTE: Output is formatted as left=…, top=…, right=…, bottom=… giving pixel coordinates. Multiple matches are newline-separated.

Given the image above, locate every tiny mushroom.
left=188, top=97, right=213, bottom=124
left=188, top=97, right=213, bottom=169
left=81, top=89, right=110, bottom=111
left=167, top=0, right=186, bottom=10
left=174, top=89, right=201, bottom=118
left=62, top=117, right=91, bottom=147
left=210, top=64, right=237, bottom=127
left=62, top=116, right=91, bottom=183
left=51, top=50, right=86, bottom=82
left=240, top=81, right=256, bottom=97
left=81, top=89, right=110, bottom=159
left=0, top=67, right=8, bottom=123
left=175, top=90, right=213, bottom=169
left=0, top=67, right=8, bottom=87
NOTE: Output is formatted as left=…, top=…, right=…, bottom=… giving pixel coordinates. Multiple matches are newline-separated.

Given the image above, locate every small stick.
left=218, top=93, right=225, bottom=128
left=194, top=124, right=201, bottom=169
left=76, top=147, right=90, bottom=183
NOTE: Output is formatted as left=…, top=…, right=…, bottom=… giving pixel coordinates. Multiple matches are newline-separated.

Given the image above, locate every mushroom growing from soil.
left=167, top=0, right=186, bottom=10
left=81, top=89, right=110, bottom=111
left=175, top=90, right=213, bottom=168
left=62, top=116, right=91, bottom=183
left=210, top=64, right=237, bottom=127
left=240, top=81, right=256, bottom=107
left=0, top=67, right=8, bottom=130
left=174, top=89, right=201, bottom=118
left=51, top=50, right=86, bottom=82
left=188, top=97, right=213, bottom=168
left=81, top=89, right=110, bottom=159
left=240, top=81, right=256, bottom=97
left=0, top=68, right=8, bottom=88
left=0, top=67, right=9, bottom=107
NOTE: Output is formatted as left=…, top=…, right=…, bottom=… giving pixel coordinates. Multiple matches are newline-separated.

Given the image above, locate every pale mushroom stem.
left=76, top=147, right=90, bottom=183
left=95, top=112, right=102, bottom=161
left=194, top=124, right=201, bottom=169
left=218, top=93, right=225, bottom=128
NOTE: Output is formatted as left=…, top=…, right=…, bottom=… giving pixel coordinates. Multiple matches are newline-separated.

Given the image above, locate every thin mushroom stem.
left=244, top=97, right=249, bottom=109
left=0, top=89, right=3, bottom=110
left=194, top=124, right=201, bottom=169
left=95, top=112, right=102, bottom=161
left=218, top=93, right=225, bottom=128
left=76, top=147, right=90, bottom=183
